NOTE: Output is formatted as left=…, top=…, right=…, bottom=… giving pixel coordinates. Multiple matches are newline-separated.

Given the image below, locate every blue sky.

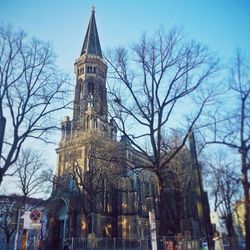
left=0, top=0, right=249, bottom=194
left=1, top=0, right=249, bottom=73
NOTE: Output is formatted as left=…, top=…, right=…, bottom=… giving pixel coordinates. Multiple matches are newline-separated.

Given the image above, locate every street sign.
left=30, top=222, right=42, bottom=229
left=30, top=209, right=42, bottom=223
left=21, top=211, right=32, bottom=229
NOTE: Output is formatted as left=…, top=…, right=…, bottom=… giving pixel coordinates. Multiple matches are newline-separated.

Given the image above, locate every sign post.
left=149, top=211, right=158, bottom=250
left=29, top=209, right=42, bottom=250
left=13, top=209, right=21, bottom=250
left=20, top=211, right=32, bottom=250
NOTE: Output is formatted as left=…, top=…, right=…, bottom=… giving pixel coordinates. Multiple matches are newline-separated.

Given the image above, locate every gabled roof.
left=81, top=7, right=102, bottom=58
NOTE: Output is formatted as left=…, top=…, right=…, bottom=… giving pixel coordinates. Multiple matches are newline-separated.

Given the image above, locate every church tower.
left=72, top=7, right=108, bottom=129
left=56, top=8, right=116, bottom=177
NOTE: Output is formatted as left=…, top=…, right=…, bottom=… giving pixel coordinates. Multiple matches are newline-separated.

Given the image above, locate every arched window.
left=88, top=81, right=94, bottom=95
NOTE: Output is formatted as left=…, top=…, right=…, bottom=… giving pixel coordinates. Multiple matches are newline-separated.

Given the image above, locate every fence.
left=64, top=236, right=201, bottom=250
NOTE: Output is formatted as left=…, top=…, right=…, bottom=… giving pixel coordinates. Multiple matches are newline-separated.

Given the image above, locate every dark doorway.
left=49, top=200, right=68, bottom=250
left=52, top=219, right=65, bottom=249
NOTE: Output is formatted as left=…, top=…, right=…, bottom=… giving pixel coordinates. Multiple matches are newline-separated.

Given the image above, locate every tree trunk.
left=0, top=116, right=6, bottom=165
left=159, top=182, right=170, bottom=236
left=241, top=153, right=250, bottom=250
left=5, top=233, right=12, bottom=250
left=6, top=234, right=11, bottom=243
left=226, top=214, right=238, bottom=250
left=158, top=174, right=181, bottom=236
left=0, top=169, right=4, bottom=186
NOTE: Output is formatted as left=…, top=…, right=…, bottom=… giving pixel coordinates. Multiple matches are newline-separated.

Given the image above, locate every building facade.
left=47, top=9, right=153, bottom=249
left=47, top=9, right=212, bottom=249
left=233, top=199, right=246, bottom=246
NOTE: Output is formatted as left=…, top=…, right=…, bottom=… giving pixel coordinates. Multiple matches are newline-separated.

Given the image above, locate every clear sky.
left=1, top=0, right=249, bottom=72
left=0, top=0, right=250, bottom=194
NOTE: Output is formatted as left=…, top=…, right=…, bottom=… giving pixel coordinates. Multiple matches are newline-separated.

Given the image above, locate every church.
left=47, top=8, right=212, bottom=249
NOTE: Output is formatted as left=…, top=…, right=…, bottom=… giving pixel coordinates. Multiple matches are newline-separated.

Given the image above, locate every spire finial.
left=91, top=5, right=95, bottom=14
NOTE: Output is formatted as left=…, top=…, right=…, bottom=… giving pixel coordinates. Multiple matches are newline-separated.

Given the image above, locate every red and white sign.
left=30, top=209, right=42, bottom=223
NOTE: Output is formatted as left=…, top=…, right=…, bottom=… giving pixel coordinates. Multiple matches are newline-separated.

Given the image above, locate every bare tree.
left=0, top=24, right=70, bottom=186
left=204, top=151, right=240, bottom=249
left=199, top=50, right=250, bottom=248
left=161, top=135, right=193, bottom=235
left=106, top=28, right=219, bottom=236
left=0, top=196, right=20, bottom=249
left=12, top=148, right=52, bottom=203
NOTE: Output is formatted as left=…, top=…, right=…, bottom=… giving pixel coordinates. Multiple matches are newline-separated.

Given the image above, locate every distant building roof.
left=0, top=194, right=45, bottom=206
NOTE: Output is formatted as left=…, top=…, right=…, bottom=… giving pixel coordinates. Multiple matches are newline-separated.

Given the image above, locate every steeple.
left=81, top=7, right=102, bottom=58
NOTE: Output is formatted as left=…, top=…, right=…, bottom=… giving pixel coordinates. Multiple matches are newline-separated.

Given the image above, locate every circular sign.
left=30, top=209, right=42, bottom=223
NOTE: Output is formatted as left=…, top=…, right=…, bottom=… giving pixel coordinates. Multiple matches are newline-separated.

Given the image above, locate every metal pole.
left=33, top=235, right=36, bottom=250
left=14, top=209, right=21, bottom=250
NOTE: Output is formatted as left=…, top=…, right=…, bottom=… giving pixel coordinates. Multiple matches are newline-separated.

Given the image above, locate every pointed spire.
left=81, top=7, right=102, bottom=58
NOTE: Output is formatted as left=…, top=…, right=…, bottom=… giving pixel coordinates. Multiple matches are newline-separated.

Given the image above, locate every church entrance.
left=52, top=219, right=65, bottom=249
left=49, top=199, right=68, bottom=250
